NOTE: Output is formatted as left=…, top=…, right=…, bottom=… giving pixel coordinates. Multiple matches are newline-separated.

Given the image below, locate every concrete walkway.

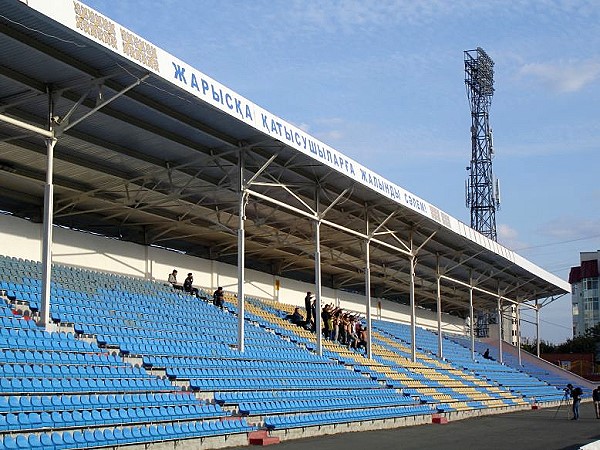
left=231, top=402, right=600, bottom=450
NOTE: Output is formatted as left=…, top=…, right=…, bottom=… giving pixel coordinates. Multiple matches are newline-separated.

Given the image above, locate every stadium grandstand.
left=0, top=1, right=591, bottom=449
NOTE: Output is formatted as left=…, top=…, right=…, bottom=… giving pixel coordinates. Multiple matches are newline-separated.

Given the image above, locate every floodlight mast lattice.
left=464, top=47, right=500, bottom=241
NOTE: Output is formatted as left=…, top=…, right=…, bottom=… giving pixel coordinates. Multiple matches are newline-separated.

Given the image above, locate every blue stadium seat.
left=72, top=430, right=86, bottom=447
left=2, top=434, right=19, bottom=450
left=39, top=433, right=54, bottom=449
left=27, top=434, right=44, bottom=449
left=15, top=435, right=29, bottom=449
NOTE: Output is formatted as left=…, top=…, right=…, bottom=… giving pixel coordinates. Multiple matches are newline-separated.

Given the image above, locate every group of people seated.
left=168, top=272, right=366, bottom=350
left=287, top=293, right=368, bottom=351
left=167, top=269, right=224, bottom=309
left=168, top=269, right=198, bottom=295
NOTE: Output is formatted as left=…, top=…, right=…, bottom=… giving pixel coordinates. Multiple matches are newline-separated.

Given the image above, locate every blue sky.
left=82, top=0, right=600, bottom=343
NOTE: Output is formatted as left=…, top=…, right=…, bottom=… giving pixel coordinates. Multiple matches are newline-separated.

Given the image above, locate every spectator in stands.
left=346, top=317, right=359, bottom=349
left=321, top=304, right=333, bottom=339
left=310, top=299, right=317, bottom=331
left=213, top=286, right=225, bottom=309
left=483, top=348, right=492, bottom=360
left=331, top=312, right=341, bottom=342
left=593, top=386, right=600, bottom=419
left=286, top=307, right=304, bottom=327
left=338, top=314, right=349, bottom=345
left=304, top=291, right=313, bottom=325
left=567, top=383, right=582, bottom=420
left=168, top=269, right=182, bottom=290
left=183, top=273, right=199, bottom=296
left=356, top=325, right=368, bottom=351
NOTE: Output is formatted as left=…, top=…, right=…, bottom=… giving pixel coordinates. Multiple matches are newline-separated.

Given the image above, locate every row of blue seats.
left=215, top=388, right=404, bottom=404
left=0, top=404, right=229, bottom=432
left=0, top=335, right=97, bottom=352
left=0, top=307, right=27, bottom=318
left=0, top=328, right=78, bottom=343
left=122, top=343, right=323, bottom=362
left=0, top=316, right=37, bottom=330
left=81, top=325, right=254, bottom=342
left=1, top=417, right=257, bottom=449
left=0, top=364, right=149, bottom=379
left=0, top=336, right=92, bottom=352
left=190, top=377, right=379, bottom=391
left=0, top=376, right=172, bottom=394
left=238, top=394, right=419, bottom=415
left=145, top=355, right=341, bottom=370
left=96, top=332, right=278, bottom=348
left=0, top=350, right=125, bottom=365
left=264, top=404, right=436, bottom=429
left=51, top=300, right=211, bottom=317
left=53, top=298, right=232, bottom=319
left=0, top=392, right=200, bottom=412
left=167, top=367, right=363, bottom=380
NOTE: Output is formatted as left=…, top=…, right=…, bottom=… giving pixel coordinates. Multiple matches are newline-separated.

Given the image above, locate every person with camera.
left=304, top=291, right=313, bottom=326
left=567, top=383, right=583, bottom=420
left=593, top=386, right=600, bottom=419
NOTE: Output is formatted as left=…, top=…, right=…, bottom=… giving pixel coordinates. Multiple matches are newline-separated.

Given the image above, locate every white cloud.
left=519, top=59, right=600, bottom=93
left=497, top=223, right=527, bottom=251
left=293, top=122, right=311, bottom=133
left=538, top=217, right=600, bottom=241
left=287, top=0, right=492, bottom=32
left=318, top=130, right=344, bottom=141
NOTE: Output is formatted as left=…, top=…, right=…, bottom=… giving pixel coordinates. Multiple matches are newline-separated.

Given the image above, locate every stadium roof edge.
left=0, top=0, right=570, bottom=308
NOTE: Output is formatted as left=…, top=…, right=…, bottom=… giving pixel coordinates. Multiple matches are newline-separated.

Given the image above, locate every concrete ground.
left=231, top=402, right=600, bottom=450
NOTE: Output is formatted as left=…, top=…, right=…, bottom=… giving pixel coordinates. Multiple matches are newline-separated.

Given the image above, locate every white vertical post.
left=365, top=239, right=372, bottom=359
left=516, top=303, right=522, bottom=365
left=40, top=136, right=56, bottom=328
left=237, top=151, right=246, bottom=352
left=409, top=255, right=416, bottom=363
left=315, top=219, right=322, bottom=356
left=536, top=298, right=540, bottom=358
left=497, top=296, right=503, bottom=364
left=436, top=255, right=443, bottom=359
left=469, top=280, right=475, bottom=360
left=40, top=92, right=56, bottom=328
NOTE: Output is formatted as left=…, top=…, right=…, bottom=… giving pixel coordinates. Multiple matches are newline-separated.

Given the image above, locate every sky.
left=81, top=0, right=600, bottom=343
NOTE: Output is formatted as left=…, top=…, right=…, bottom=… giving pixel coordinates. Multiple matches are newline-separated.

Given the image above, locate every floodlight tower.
left=464, top=47, right=500, bottom=241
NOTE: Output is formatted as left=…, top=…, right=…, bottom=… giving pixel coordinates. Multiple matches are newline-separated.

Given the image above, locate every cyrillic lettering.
left=225, top=93, right=233, bottom=109
left=211, top=86, right=220, bottom=102
left=190, top=73, right=199, bottom=91
left=172, top=63, right=187, bottom=84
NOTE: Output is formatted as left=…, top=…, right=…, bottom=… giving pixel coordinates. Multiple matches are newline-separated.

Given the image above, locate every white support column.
left=236, top=151, right=246, bottom=353
left=365, top=239, right=372, bottom=359
left=314, top=219, right=323, bottom=356
left=409, top=255, right=417, bottom=363
left=497, top=296, right=503, bottom=364
left=469, top=280, right=475, bottom=360
left=39, top=135, right=56, bottom=328
left=436, top=257, right=443, bottom=359
left=536, top=299, right=540, bottom=358
left=516, top=303, right=522, bottom=365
